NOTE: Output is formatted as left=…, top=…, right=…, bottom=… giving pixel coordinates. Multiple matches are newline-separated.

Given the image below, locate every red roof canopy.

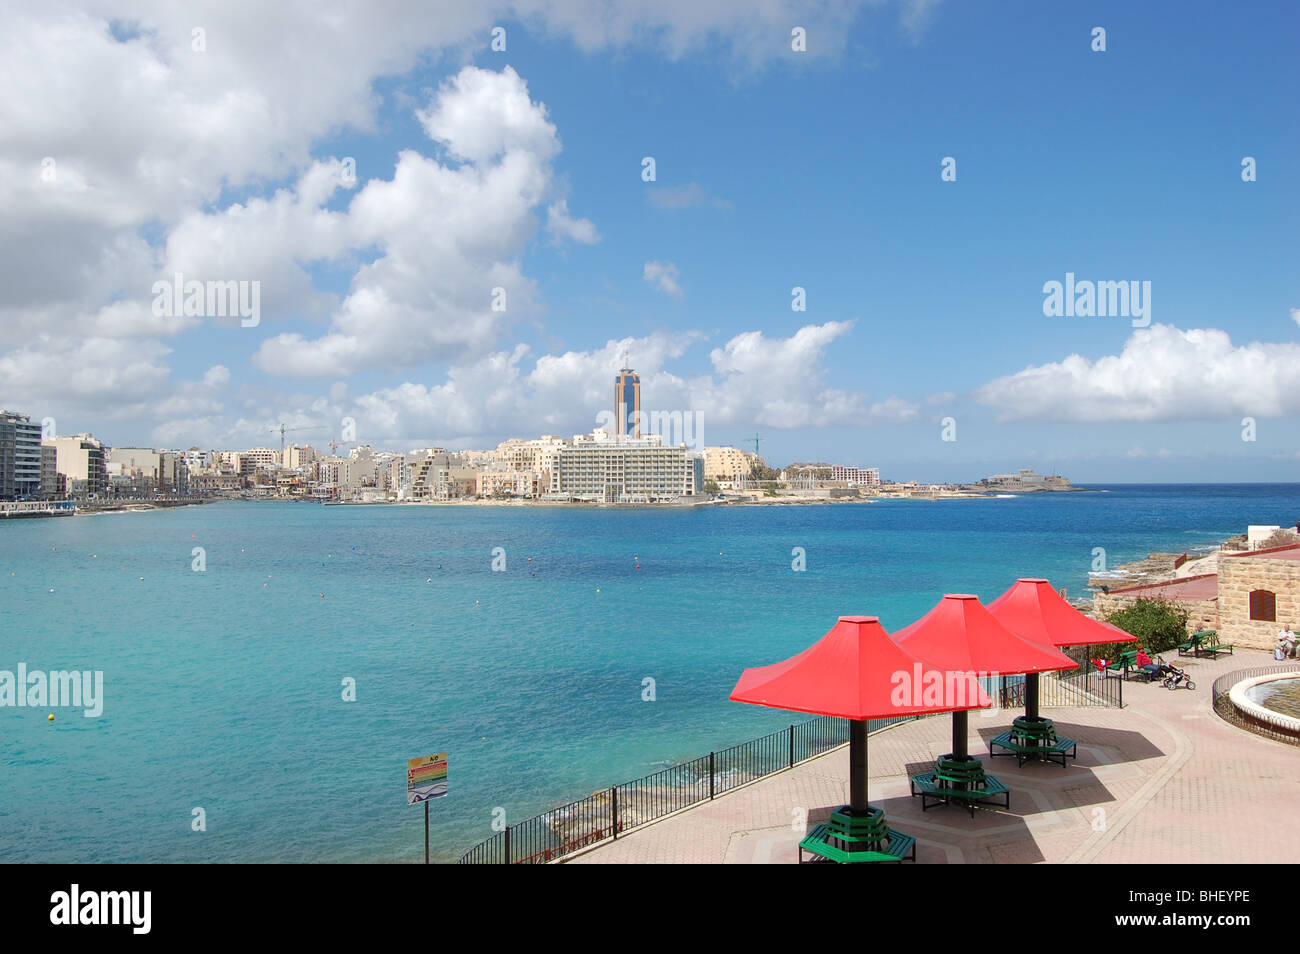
left=988, top=578, right=1137, bottom=648
left=730, top=616, right=991, bottom=721
left=891, top=595, right=1079, bottom=676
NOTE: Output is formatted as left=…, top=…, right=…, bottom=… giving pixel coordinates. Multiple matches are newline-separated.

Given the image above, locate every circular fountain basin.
left=1228, top=673, right=1300, bottom=736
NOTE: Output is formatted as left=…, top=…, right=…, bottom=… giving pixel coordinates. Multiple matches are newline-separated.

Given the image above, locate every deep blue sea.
left=1, top=484, right=1296, bottom=862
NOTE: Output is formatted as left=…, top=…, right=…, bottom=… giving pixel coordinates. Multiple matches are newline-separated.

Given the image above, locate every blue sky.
left=2, top=0, right=1297, bottom=481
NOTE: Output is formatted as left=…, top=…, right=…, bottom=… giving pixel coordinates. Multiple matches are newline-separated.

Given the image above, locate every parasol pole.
left=952, top=709, right=969, bottom=760
left=849, top=719, right=869, bottom=812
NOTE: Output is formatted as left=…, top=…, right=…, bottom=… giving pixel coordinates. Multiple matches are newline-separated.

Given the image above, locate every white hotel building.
left=548, top=429, right=703, bottom=503
left=831, top=465, right=881, bottom=486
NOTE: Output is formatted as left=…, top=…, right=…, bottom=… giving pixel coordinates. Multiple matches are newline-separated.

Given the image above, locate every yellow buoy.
left=48, top=714, right=54, bottom=721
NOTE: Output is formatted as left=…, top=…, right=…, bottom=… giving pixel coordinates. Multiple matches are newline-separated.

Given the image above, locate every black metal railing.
left=457, top=714, right=868, bottom=865
left=457, top=671, right=1126, bottom=864
left=1211, top=664, right=1300, bottom=746
left=994, top=667, right=1123, bottom=710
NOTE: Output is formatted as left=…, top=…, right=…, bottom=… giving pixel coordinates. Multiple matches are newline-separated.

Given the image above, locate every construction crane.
left=749, top=433, right=763, bottom=458
left=328, top=438, right=355, bottom=455
left=268, top=424, right=327, bottom=459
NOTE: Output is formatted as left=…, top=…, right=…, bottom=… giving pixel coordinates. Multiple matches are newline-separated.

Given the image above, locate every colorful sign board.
left=407, top=753, right=448, bottom=804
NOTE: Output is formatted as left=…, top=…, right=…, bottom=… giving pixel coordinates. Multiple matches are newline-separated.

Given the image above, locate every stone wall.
left=1217, top=552, right=1300, bottom=650
left=1092, top=591, right=1218, bottom=638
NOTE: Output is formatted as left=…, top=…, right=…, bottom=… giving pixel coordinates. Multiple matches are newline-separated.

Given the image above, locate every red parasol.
left=988, top=578, right=1136, bottom=649
left=731, top=615, right=991, bottom=814
left=988, top=578, right=1136, bottom=723
left=891, top=594, right=1078, bottom=759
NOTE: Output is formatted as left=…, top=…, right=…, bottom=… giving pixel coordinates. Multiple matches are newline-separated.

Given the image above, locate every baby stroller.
left=1160, top=663, right=1195, bottom=691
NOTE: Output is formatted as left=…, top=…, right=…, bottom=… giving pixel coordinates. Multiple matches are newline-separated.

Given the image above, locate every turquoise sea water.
left=1, top=484, right=1296, bottom=863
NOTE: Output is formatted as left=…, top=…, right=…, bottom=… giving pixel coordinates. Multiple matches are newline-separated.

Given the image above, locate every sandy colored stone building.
left=1092, top=543, right=1300, bottom=650
left=1216, top=544, right=1300, bottom=647
left=703, top=446, right=758, bottom=482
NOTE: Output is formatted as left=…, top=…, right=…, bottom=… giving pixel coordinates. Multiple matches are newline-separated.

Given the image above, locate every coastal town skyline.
left=6, top=376, right=1075, bottom=504
left=3, top=3, right=1296, bottom=483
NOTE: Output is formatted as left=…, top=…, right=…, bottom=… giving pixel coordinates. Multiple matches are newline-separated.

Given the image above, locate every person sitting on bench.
left=1135, top=648, right=1163, bottom=680
left=1277, top=625, right=1296, bottom=660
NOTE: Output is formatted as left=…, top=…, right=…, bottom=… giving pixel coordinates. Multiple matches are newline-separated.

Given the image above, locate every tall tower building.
left=613, top=354, right=641, bottom=439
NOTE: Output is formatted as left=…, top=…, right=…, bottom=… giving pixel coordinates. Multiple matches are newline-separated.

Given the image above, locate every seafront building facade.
left=44, top=435, right=109, bottom=497
left=403, top=450, right=479, bottom=501
left=703, top=446, right=759, bottom=484
left=40, top=445, right=64, bottom=499
left=106, top=447, right=190, bottom=496
left=239, top=447, right=280, bottom=473
left=830, top=465, right=881, bottom=486
left=0, top=410, right=43, bottom=500
left=548, top=430, right=702, bottom=503
left=477, top=468, right=539, bottom=497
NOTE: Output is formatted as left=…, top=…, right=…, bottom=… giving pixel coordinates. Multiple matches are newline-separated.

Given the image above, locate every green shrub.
left=1101, top=597, right=1191, bottom=657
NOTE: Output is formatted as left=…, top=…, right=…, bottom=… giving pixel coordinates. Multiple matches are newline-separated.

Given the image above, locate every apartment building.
left=44, top=435, right=108, bottom=497
left=40, top=445, right=64, bottom=499
left=703, top=446, right=757, bottom=483
left=404, top=451, right=477, bottom=501
left=239, top=447, right=280, bottom=473
left=477, top=469, right=539, bottom=497
left=0, top=410, right=43, bottom=500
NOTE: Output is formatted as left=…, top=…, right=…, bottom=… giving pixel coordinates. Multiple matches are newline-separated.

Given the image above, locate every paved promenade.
left=568, top=652, right=1300, bottom=864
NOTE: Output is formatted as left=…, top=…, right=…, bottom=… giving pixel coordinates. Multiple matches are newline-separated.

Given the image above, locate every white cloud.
left=510, top=0, right=928, bottom=68
left=697, top=322, right=917, bottom=428
left=159, top=159, right=356, bottom=326
left=0, top=337, right=231, bottom=433
left=0, top=1, right=940, bottom=441
left=252, top=66, right=561, bottom=377
left=1291, top=307, right=1299, bottom=328
left=976, top=324, right=1300, bottom=422
left=1124, top=447, right=1177, bottom=459
left=345, top=322, right=915, bottom=444
left=353, top=334, right=698, bottom=443
left=643, top=260, right=683, bottom=299
left=899, top=0, right=943, bottom=41
left=417, top=65, right=559, bottom=163
left=545, top=200, right=601, bottom=244
left=646, top=183, right=732, bottom=210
